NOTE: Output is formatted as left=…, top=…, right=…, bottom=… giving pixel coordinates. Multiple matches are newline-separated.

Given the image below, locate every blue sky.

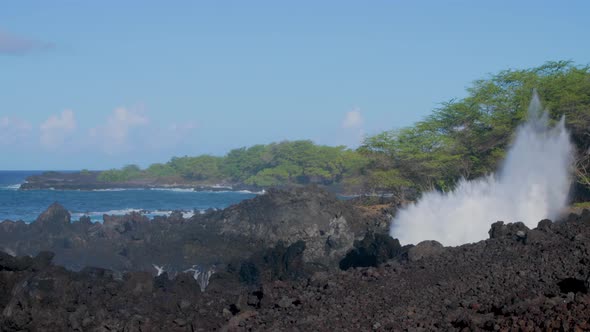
left=1, top=1, right=589, bottom=170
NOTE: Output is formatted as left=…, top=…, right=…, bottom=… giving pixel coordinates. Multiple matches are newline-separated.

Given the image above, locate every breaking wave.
left=70, top=209, right=200, bottom=222
left=0, top=184, right=21, bottom=191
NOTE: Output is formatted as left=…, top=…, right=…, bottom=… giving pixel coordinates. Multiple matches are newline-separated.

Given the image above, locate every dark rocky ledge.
left=1, top=187, right=590, bottom=330
left=0, top=186, right=380, bottom=272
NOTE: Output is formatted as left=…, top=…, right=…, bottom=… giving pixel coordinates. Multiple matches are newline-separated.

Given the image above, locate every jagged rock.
left=407, top=240, right=444, bottom=262
left=31, top=251, right=54, bottom=270
left=277, top=296, right=295, bottom=308
left=244, top=240, right=308, bottom=283
left=488, top=221, right=530, bottom=240
left=0, top=187, right=372, bottom=272
left=32, top=202, right=71, bottom=231
left=339, top=232, right=403, bottom=270
left=2, top=209, right=590, bottom=329
left=238, top=261, right=259, bottom=285
left=0, top=251, right=33, bottom=271
left=537, top=219, right=553, bottom=232
left=523, top=229, right=547, bottom=245
left=210, top=186, right=361, bottom=265
left=178, top=299, right=191, bottom=310
left=4, top=187, right=590, bottom=329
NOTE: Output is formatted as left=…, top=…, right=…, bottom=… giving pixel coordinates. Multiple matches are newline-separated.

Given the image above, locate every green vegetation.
left=98, top=164, right=143, bottom=182
left=360, top=61, right=590, bottom=193
left=97, top=141, right=369, bottom=188
left=96, top=61, right=590, bottom=195
left=573, top=201, right=590, bottom=209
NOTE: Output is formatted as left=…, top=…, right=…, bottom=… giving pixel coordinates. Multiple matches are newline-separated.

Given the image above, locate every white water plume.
left=152, top=264, right=165, bottom=276
left=391, top=92, right=574, bottom=246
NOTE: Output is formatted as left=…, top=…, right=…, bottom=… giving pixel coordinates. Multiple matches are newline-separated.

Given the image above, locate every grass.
left=572, top=201, right=590, bottom=209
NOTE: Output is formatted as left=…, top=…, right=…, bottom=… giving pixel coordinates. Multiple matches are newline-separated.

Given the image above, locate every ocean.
left=0, top=170, right=257, bottom=222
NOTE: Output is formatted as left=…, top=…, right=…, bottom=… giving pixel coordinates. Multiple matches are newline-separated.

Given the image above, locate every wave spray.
left=390, top=91, right=574, bottom=246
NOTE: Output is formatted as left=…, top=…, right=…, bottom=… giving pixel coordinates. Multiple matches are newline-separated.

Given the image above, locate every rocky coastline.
left=0, top=187, right=589, bottom=330
left=17, top=171, right=398, bottom=197
left=17, top=171, right=265, bottom=192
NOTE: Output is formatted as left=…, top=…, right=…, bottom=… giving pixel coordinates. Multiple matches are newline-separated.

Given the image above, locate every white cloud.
left=340, top=108, right=365, bottom=148
left=168, top=122, right=197, bottom=132
left=166, top=121, right=198, bottom=142
left=40, top=110, right=76, bottom=149
left=144, top=121, right=198, bottom=150
left=342, top=108, right=363, bottom=129
left=0, top=116, right=32, bottom=145
left=0, top=29, right=54, bottom=55
left=104, top=107, right=149, bottom=145
left=90, top=107, right=149, bottom=154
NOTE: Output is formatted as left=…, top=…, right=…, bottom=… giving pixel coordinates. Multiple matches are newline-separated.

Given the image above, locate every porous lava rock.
left=406, top=240, right=444, bottom=262
left=3, top=208, right=590, bottom=331
left=208, top=186, right=364, bottom=265
left=339, top=232, right=405, bottom=270
left=2, top=189, right=590, bottom=330
left=0, top=187, right=375, bottom=273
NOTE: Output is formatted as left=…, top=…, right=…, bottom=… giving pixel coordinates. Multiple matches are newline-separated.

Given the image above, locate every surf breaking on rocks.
left=391, top=91, right=574, bottom=246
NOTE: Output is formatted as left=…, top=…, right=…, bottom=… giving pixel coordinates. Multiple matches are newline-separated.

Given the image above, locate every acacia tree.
left=360, top=61, right=590, bottom=195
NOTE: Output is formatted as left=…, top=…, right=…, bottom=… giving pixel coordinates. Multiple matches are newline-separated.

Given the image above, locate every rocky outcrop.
left=0, top=250, right=244, bottom=331
left=4, top=185, right=590, bottom=329
left=0, top=186, right=374, bottom=273
left=238, top=240, right=308, bottom=285
left=488, top=220, right=530, bottom=240
left=406, top=240, right=444, bottom=262
left=230, top=212, right=590, bottom=330
left=32, top=202, right=71, bottom=231
left=1, top=211, right=590, bottom=330
left=206, top=186, right=365, bottom=266
left=19, top=170, right=259, bottom=192
left=339, top=232, right=406, bottom=270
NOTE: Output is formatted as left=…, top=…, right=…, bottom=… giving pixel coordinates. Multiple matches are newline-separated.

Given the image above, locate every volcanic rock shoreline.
left=0, top=187, right=589, bottom=330
left=0, top=186, right=385, bottom=273
left=18, top=171, right=263, bottom=192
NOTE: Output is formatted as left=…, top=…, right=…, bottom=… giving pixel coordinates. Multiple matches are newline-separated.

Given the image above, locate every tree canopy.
left=97, top=61, right=590, bottom=196
left=360, top=61, right=590, bottom=193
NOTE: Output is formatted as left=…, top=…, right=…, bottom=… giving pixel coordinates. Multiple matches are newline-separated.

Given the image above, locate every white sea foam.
left=71, top=208, right=143, bottom=218
left=184, top=265, right=216, bottom=292
left=150, top=210, right=196, bottom=218
left=187, top=189, right=264, bottom=194
left=215, top=189, right=265, bottom=194
left=71, top=208, right=200, bottom=221
left=235, top=189, right=264, bottom=194
left=149, top=188, right=195, bottom=192
left=390, top=92, right=574, bottom=246
left=0, top=184, right=21, bottom=190
left=87, top=187, right=263, bottom=194
left=211, top=184, right=233, bottom=189
left=90, top=188, right=130, bottom=192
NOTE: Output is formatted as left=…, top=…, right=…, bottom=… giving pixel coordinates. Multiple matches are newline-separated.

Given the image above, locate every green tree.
left=361, top=61, right=590, bottom=194
left=146, top=163, right=177, bottom=178
left=169, top=156, right=223, bottom=181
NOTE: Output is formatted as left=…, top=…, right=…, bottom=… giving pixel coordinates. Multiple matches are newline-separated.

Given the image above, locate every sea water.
left=0, top=171, right=257, bottom=222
